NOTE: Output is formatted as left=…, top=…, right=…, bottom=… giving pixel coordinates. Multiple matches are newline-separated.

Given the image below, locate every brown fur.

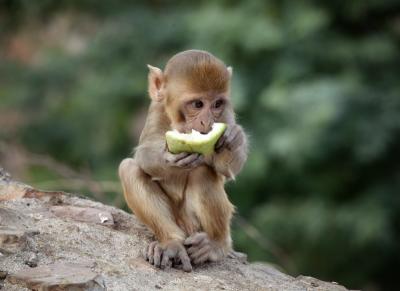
left=119, top=50, right=247, bottom=267
left=164, top=50, right=230, bottom=93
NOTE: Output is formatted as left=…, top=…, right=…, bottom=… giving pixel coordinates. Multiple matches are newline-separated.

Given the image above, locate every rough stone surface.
left=0, top=226, right=38, bottom=253
left=50, top=205, right=114, bottom=226
left=8, top=263, right=106, bottom=290
left=0, top=168, right=349, bottom=291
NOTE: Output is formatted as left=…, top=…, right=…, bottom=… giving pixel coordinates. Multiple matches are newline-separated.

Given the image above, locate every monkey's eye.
left=214, top=99, right=224, bottom=108
left=192, top=100, right=204, bottom=109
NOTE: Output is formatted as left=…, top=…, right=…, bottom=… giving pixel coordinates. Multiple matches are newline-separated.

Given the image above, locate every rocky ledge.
left=0, top=168, right=348, bottom=290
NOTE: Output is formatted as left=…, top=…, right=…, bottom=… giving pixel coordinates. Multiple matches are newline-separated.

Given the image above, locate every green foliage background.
left=1, top=1, right=399, bottom=290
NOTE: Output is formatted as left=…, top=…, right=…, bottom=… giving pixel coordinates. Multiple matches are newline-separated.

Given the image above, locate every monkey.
left=119, top=50, right=247, bottom=272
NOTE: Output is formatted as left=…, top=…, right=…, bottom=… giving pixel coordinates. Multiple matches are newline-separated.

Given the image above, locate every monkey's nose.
left=199, top=120, right=212, bottom=134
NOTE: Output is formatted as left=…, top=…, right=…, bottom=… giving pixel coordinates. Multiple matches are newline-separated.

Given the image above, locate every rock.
left=0, top=167, right=66, bottom=202
left=0, top=207, right=34, bottom=228
left=7, top=263, right=105, bottom=291
left=0, top=169, right=349, bottom=291
left=50, top=205, right=114, bottom=226
left=24, top=252, right=39, bottom=268
left=0, top=226, right=38, bottom=253
left=295, top=276, right=350, bottom=290
left=0, top=168, right=30, bottom=201
left=0, top=168, right=11, bottom=182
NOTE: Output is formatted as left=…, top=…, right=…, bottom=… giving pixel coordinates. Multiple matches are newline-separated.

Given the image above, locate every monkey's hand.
left=184, top=232, right=225, bottom=264
left=144, top=240, right=192, bottom=272
left=215, top=124, right=245, bottom=153
left=212, top=124, right=248, bottom=179
left=164, top=151, right=204, bottom=169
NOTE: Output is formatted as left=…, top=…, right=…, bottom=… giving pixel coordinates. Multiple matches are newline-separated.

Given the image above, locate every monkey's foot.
left=184, top=232, right=216, bottom=265
left=144, top=240, right=192, bottom=272
left=228, top=250, right=248, bottom=262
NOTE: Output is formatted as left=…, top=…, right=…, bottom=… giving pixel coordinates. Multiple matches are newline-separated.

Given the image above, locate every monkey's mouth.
left=190, top=128, right=212, bottom=135
left=182, top=129, right=208, bottom=134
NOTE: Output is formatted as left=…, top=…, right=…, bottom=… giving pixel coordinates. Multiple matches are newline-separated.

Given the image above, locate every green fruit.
left=166, top=123, right=227, bottom=155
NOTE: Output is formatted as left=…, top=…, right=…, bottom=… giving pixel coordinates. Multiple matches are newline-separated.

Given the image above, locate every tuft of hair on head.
left=164, top=50, right=231, bottom=92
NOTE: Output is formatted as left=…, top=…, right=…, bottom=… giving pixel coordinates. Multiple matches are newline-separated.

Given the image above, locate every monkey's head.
left=147, top=50, right=232, bottom=134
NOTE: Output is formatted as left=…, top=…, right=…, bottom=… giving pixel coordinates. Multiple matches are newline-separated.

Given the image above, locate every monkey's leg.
left=184, top=166, right=235, bottom=264
left=119, top=158, right=192, bottom=272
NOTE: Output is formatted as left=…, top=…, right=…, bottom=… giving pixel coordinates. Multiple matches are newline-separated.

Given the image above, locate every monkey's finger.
left=187, top=241, right=209, bottom=255
left=166, top=259, right=173, bottom=268
left=215, top=127, right=232, bottom=151
left=225, top=133, right=240, bottom=152
left=228, top=251, right=241, bottom=259
left=160, top=247, right=176, bottom=269
left=160, top=252, right=171, bottom=269
left=174, top=152, right=192, bottom=161
left=189, top=245, right=211, bottom=260
left=184, top=232, right=208, bottom=246
left=186, top=155, right=204, bottom=168
left=187, top=240, right=210, bottom=255
left=227, top=131, right=244, bottom=151
left=193, top=253, right=210, bottom=265
left=225, top=126, right=240, bottom=146
left=143, top=245, right=149, bottom=260
left=143, top=245, right=150, bottom=260
left=147, top=241, right=157, bottom=263
left=186, top=245, right=197, bottom=255
left=217, top=124, right=233, bottom=145
left=178, top=249, right=192, bottom=272
left=153, top=245, right=162, bottom=267
left=173, top=256, right=181, bottom=266
left=215, top=136, right=226, bottom=151
left=176, top=153, right=200, bottom=168
left=165, top=152, right=190, bottom=164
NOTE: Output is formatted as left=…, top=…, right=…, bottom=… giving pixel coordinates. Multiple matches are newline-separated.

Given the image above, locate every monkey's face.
left=165, top=84, right=229, bottom=134
left=147, top=50, right=233, bottom=133
left=180, top=92, right=227, bottom=134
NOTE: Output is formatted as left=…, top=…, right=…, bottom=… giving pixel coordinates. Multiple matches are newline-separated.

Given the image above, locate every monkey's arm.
left=133, top=103, right=174, bottom=178
left=212, top=124, right=248, bottom=179
left=119, top=158, right=185, bottom=241
left=119, top=158, right=192, bottom=271
left=134, top=137, right=167, bottom=178
left=135, top=136, right=204, bottom=179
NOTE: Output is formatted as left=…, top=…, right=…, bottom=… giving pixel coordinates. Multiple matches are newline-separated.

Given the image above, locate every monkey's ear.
left=227, top=66, right=233, bottom=77
left=147, top=64, right=164, bottom=102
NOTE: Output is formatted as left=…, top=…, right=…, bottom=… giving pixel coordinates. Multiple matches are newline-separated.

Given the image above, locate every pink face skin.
left=179, top=92, right=228, bottom=134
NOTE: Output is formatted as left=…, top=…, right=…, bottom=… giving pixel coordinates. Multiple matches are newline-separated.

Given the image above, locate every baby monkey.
left=119, top=50, right=247, bottom=271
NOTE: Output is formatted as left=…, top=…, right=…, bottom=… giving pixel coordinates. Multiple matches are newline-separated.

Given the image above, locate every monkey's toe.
left=145, top=240, right=193, bottom=272
left=188, top=245, right=211, bottom=265
left=184, top=232, right=209, bottom=246
left=144, top=241, right=157, bottom=264
left=153, top=245, right=163, bottom=267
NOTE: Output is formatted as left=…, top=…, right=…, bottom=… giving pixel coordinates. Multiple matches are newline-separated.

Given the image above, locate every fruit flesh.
left=165, top=123, right=227, bottom=155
